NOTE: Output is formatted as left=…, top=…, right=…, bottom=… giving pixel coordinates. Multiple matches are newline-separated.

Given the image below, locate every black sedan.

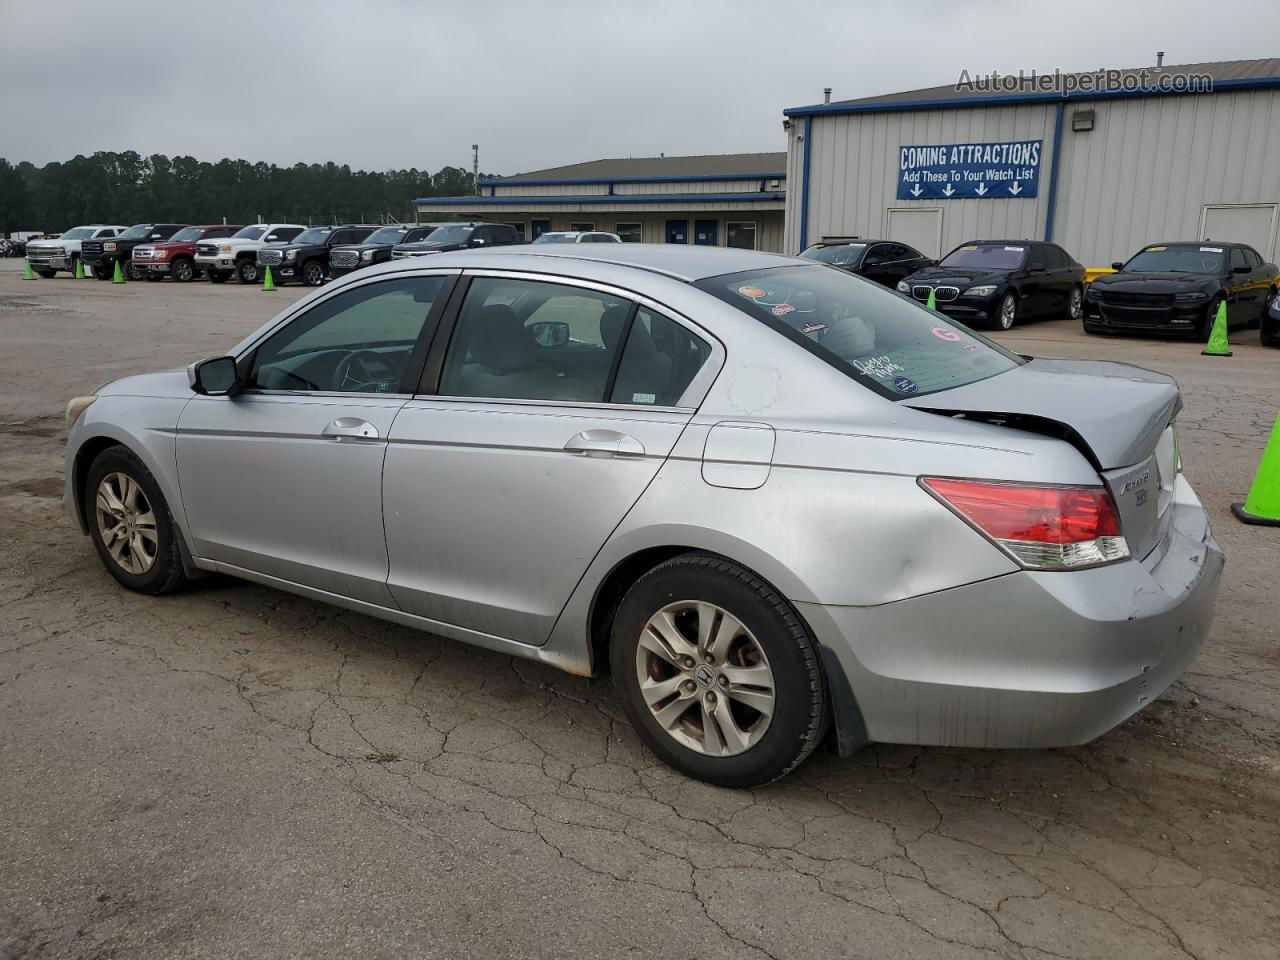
left=897, top=240, right=1085, bottom=330
left=1084, top=242, right=1278, bottom=338
left=799, top=238, right=933, bottom=288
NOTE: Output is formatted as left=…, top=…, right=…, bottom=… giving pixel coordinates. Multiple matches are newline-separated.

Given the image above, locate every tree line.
left=0, top=151, right=494, bottom=235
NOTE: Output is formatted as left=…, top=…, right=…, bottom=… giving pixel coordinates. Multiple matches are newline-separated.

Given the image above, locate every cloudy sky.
left=3, top=0, right=1275, bottom=175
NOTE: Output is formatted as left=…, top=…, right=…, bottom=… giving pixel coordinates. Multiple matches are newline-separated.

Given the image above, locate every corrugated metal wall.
left=787, top=89, right=1280, bottom=265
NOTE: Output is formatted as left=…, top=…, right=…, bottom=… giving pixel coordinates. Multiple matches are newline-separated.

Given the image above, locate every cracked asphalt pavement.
left=2, top=259, right=1278, bottom=959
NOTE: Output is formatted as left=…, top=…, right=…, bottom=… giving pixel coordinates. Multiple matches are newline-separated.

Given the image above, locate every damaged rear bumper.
left=803, top=473, right=1223, bottom=750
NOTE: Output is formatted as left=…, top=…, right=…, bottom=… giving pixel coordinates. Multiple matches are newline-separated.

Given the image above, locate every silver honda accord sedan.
left=64, top=244, right=1223, bottom=786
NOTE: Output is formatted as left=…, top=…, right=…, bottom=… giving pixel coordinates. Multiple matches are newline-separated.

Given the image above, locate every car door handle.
left=563, top=429, right=645, bottom=458
left=322, top=417, right=380, bottom=441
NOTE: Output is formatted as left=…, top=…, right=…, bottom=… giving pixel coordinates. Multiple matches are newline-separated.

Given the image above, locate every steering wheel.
left=332, top=350, right=401, bottom=392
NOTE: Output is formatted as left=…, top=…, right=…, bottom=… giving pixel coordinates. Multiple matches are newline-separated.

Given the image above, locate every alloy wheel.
left=304, top=262, right=325, bottom=285
left=1068, top=287, right=1083, bottom=321
left=634, top=601, right=775, bottom=757
left=999, top=294, right=1017, bottom=330
left=94, top=472, right=158, bottom=575
left=173, top=260, right=193, bottom=282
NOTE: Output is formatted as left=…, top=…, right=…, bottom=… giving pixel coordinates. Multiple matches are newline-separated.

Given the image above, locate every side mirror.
left=151, top=233, right=163, bottom=239
left=469, top=237, right=486, bottom=246
left=530, top=321, right=570, bottom=348
left=1232, top=264, right=1251, bottom=274
left=266, top=234, right=278, bottom=241
left=1110, top=261, right=1125, bottom=271
left=188, top=356, right=241, bottom=396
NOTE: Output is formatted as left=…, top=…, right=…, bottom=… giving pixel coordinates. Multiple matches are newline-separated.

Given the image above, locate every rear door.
left=1022, top=245, right=1051, bottom=315
left=383, top=271, right=719, bottom=645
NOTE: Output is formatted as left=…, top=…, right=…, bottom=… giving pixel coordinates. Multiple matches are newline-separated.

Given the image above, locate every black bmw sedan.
left=1084, top=242, right=1278, bottom=338
left=897, top=240, right=1085, bottom=330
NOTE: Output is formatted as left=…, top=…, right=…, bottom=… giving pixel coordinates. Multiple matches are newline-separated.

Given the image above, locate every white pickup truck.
left=194, top=223, right=306, bottom=284
left=25, top=225, right=126, bottom=277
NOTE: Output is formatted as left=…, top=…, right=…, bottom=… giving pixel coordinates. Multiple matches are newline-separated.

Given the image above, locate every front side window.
left=1124, top=244, right=1226, bottom=274
left=249, top=276, right=447, bottom=393
left=616, top=223, right=643, bottom=243
left=697, top=264, right=1023, bottom=399
left=939, top=243, right=1027, bottom=270
left=1230, top=248, right=1247, bottom=271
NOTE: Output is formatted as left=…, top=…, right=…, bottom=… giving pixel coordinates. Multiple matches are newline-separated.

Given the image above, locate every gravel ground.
left=1, top=258, right=1278, bottom=959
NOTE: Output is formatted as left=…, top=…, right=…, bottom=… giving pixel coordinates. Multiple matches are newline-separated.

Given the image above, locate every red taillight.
left=922, top=477, right=1129, bottom=569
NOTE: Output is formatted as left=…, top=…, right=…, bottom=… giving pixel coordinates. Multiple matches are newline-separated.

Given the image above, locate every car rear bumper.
left=801, top=473, right=1223, bottom=749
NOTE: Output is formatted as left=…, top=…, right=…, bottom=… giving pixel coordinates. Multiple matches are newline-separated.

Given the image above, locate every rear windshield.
left=232, top=226, right=266, bottom=240
left=1124, top=244, right=1226, bottom=274
left=365, top=227, right=409, bottom=245
left=800, top=243, right=866, bottom=266
left=697, top=265, right=1024, bottom=399
left=939, top=243, right=1027, bottom=270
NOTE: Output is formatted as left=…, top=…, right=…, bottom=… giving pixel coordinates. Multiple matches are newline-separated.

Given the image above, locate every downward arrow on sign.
left=1009, top=181, right=1022, bottom=196
left=941, top=183, right=955, bottom=197
left=974, top=182, right=988, bottom=196
left=910, top=183, right=923, bottom=197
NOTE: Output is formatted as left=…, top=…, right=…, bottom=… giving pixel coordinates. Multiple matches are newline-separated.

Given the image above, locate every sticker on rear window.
left=1200, top=246, right=1223, bottom=253
left=631, top=392, right=656, bottom=405
left=930, top=326, right=962, bottom=342
left=960, top=245, right=977, bottom=251
left=892, top=376, right=919, bottom=394
left=801, top=321, right=827, bottom=334
left=852, top=355, right=904, bottom=379
left=1004, top=246, right=1025, bottom=252
left=738, top=285, right=766, bottom=298
left=772, top=303, right=795, bottom=316
left=1146, top=245, right=1166, bottom=252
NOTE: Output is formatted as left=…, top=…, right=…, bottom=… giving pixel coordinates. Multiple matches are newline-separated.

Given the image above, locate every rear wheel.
left=171, top=258, right=195, bottom=282
left=84, top=446, right=188, bottom=595
left=236, top=259, right=260, bottom=284
left=610, top=553, right=828, bottom=787
left=302, top=259, right=326, bottom=286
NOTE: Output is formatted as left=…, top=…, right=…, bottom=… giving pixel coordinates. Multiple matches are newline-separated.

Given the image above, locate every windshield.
left=939, top=243, right=1027, bottom=270
left=800, top=243, right=866, bottom=266
left=62, top=227, right=95, bottom=240
left=168, top=227, right=205, bottom=243
left=119, top=224, right=153, bottom=239
left=231, top=226, right=266, bottom=240
left=365, top=227, right=409, bottom=245
left=424, top=225, right=473, bottom=243
left=1124, top=244, right=1226, bottom=274
left=697, top=265, right=1023, bottom=399
left=294, top=228, right=333, bottom=245
left=533, top=234, right=577, bottom=244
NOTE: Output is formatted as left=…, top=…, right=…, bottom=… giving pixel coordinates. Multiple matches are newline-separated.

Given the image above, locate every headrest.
left=466, top=304, right=533, bottom=371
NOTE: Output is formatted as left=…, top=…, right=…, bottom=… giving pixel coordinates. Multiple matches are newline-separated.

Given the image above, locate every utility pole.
left=472, top=144, right=479, bottom=195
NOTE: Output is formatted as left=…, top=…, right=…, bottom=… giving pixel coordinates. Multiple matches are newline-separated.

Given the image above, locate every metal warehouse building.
left=783, top=58, right=1280, bottom=266
left=413, top=153, right=786, bottom=250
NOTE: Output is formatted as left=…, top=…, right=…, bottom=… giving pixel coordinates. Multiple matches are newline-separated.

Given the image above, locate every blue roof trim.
left=412, top=192, right=786, bottom=206
left=478, top=172, right=786, bottom=187
left=783, top=76, right=1280, bottom=117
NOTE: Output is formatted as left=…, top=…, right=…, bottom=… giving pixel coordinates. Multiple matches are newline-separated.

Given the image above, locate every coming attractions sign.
left=897, top=139, right=1042, bottom=200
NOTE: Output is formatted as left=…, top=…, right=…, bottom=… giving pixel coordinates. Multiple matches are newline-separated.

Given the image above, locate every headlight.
left=154, top=248, right=169, bottom=259
left=103, top=242, right=117, bottom=252
left=896, top=280, right=910, bottom=293
left=1175, top=291, right=1209, bottom=302
left=65, top=395, right=97, bottom=428
left=361, top=249, right=375, bottom=261
left=285, top=250, right=297, bottom=261
left=1085, top=284, right=1103, bottom=299
left=964, top=284, right=998, bottom=297
left=218, top=243, right=232, bottom=254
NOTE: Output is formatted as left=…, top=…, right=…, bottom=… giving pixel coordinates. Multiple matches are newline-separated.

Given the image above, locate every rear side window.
left=697, top=265, right=1023, bottom=399
left=610, top=308, right=710, bottom=406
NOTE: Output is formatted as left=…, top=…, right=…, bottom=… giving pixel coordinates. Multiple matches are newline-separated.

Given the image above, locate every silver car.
left=64, top=245, right=1223, bottom=787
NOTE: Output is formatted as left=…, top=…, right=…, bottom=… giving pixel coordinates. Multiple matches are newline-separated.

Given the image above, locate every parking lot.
left=1, top=257, right=1278, bottom=959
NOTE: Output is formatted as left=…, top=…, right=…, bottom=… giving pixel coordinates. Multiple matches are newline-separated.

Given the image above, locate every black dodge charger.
left=1084, top=241, right=1278, bottom=338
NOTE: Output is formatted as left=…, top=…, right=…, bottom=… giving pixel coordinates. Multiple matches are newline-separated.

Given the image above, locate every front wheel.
left=1065, top=285, right=1083, bottom=322
left=207, top=270, right=229, bottom=283
left=302, top=260, right=326, bottom=286
left=34, top=267, right=55, bottom=278
left=995, top=292, right=1018, bottom=330
left=236, top=259, right=260, bottom=284
left=91, top=263, right=111, bottom=281
left=125, top=260, right=143, bottom=281
left=84, top=446, right=188, bottom=595
left=610, top=553, right=828, bottom=787
left=171, top=258, right=195, bottom=282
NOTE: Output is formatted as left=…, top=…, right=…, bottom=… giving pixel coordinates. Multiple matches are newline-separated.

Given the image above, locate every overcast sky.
left=3, top=0, right=1276, bottom=176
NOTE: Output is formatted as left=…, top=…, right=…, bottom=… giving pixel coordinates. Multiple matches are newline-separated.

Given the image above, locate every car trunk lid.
left=903, top=358, right=1181, bottom=559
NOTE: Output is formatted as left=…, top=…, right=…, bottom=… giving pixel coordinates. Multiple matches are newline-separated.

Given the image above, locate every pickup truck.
left=25, top=225, right=127, bottom=277
left=131, top=225, right=244, bottom=281
left=81, top=223, right=188, bottom=280
left=256, top=224, right=378, bottom=286
left=195, top=223, right=306, bottom=284
left=328, top=224, right=441, bottom=279
left=390, top=222, right=524, bottom=259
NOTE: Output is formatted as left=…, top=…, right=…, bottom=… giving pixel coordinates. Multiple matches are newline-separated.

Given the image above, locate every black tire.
left=125, top=260, right=143, bottom=281
left=610, top=553, right=828, bottom=788
left=91, top=263, right=111, bottom=281
left=34, top=267, right=55, bottom=278
left=84, top=446, right=188, bottom=596
left=1252, top=287, right=1276, bottom=330
left=171, top=258, right=195, bottom=282
left=1197, top=296, right=1224, bottom=341
left=207, top=270, right=229, bottom=283
left=302, top=259, right=326, bottom=286
left=1064, top=284, right=1083, bottom=322
left=236, top=259, right=259, bottom=284
left=993, top=292, right=1018, bottom=331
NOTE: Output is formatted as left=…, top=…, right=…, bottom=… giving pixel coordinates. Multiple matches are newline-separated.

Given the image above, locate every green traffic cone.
left=112, top=259, right=125, bottom=284
left=262, top=264, right=276, bottom=291
left=73, top=258, right=85, bottom=279
left=925, top=288, right=937, bottom=311
left=22, top=257, right=35, bottom=279
left=1232, top=411, right=1280, bottom=527
left=1201, top=300, right=1232, bottom=357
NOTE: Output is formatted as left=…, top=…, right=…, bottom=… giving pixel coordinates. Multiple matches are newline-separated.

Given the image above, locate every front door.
left=384, top=274, right=714, bottom=645
left=666, top=219, right=688, bottom=244
left=176, top=273, right=454, bottom=606
left=532, top=220, right=551, bottom=240
left=693, top=220, right=718, bottom=246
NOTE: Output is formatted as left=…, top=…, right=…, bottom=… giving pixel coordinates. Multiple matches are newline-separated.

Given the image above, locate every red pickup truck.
left=130, top=224, right=243, bottom=281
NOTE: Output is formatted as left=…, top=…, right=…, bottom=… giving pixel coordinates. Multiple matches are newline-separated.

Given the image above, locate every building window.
left=504, top=222, right=526, bottom=241
left=570, top=222, right=595, bottom=232
left=726, top=222, right=758, bottom=250
left=615, top=222, right=643, bottom=243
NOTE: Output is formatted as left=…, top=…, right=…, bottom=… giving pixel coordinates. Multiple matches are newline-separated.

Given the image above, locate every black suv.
left=800, top=237, right=933, bottom=288
left=1085, top=241, right=1278, bottom=338
left=898, top=240, right=1085, bottom=330
left=257, top=224, right=379, bottom=286
left=391, top=223, right=523, bottom=259
left=329, top=224, right=440, bottom=279
left=81, top=223, right=188, bottom=281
